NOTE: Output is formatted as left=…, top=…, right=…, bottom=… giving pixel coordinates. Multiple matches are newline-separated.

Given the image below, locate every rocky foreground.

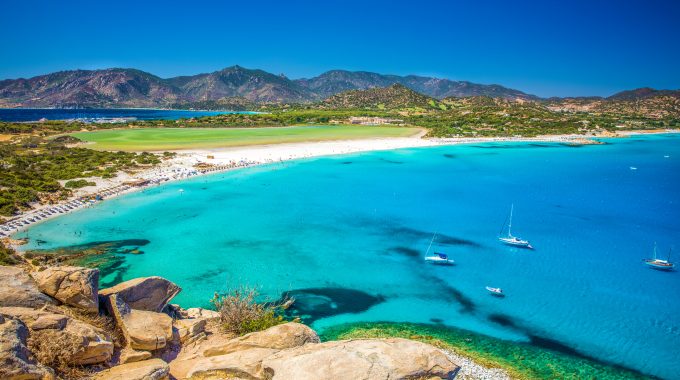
left=0, top=265, right=462, bottom=379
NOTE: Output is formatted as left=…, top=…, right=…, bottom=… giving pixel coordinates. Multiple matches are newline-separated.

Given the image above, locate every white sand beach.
left=2, top=129, right=676, bottom=240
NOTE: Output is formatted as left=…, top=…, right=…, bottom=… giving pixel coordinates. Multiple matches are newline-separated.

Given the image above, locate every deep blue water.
left=18, top=135, right=680, bottom=378
left=0, top=108, right=253, bottom=122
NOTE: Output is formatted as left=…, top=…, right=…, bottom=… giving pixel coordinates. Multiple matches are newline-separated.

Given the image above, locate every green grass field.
left=71, top=125, right=422, bottom=151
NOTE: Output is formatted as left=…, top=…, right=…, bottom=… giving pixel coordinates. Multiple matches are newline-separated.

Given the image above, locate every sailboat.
left=498, top=204, right=533, bottom=249
left=424, top=232, right=455, bottom=265
left=643, top=243, right=675, bottom=271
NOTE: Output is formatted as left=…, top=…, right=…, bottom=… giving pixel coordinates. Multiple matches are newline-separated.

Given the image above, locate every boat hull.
left=424, top=257, right=455, bottom=265
left=498, top=237, right=533, bottom=249
left=644, top=260, right=675, bottom=271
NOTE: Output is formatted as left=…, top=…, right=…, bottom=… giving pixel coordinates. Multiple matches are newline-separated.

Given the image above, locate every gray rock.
left=106, top=294, right=173, bottom=351
left=0, top=316, right=54, bottom=380
left=0, top=306, right=113, bottom=365
left=99, top=277, right=180, bottom=312
left=0, top=266, right=56, bottom=308
left=31, top=266, right=99, bottom=313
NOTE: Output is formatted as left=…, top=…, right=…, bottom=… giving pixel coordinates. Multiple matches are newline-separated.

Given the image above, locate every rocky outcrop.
left=107, top=295, right=173, bottom=351
left=201, top=322, right=319, bottom=357
left=0, top=266, right=56, bottom=308
left=0, top=267, right=462, bottom=380
left=260, top=338, right=459, bottom=379
left=99, top=277, right=181, bottom=312
left=0, top=315, right=54, bottom=380
left=171, top=347, right=278, bottom=379
left=31, top=266, right=99, bottom=313
left=93, top=358, right=169, bottom=380
left=0, top=306, right=113, bottom=365
left=169, top=324, right=458, bottom=380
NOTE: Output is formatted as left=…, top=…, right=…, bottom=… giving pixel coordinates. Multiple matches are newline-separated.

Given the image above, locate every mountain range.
left=0, top=66, right=677, bottom=109
left=0, top=66, right=537, bottom=108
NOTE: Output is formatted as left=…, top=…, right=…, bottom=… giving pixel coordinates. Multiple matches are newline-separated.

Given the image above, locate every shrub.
left=64, top=179, right=96, bottom=189
left=210, top=285, right=295, bottom=336
left=0, top=241, right=20, bottom=265
left=27, top=329, right=88, bottom=378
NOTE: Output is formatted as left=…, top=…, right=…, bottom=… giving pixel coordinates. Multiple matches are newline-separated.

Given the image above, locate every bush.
left=27, top=329, right=88, bottom=378
left=0, top=241, right=20, bottom=265
left=64, top=179, right=96, bottom=189
left=210, top=285, right=295, bottom=336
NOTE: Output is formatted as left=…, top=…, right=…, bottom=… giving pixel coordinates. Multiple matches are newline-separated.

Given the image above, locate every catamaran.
left=498, top=204, right=533, bottom=249
left=643, top=243, right=675, bottom=271
left=424, top=232, right=455, bottom=265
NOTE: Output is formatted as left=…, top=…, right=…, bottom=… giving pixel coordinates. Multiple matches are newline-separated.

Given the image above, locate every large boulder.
left=0, top=307, right=114, bottom=365
left=93, top=358, right=169, bottom=380
left=107, top=295, right=173, bottom=351
left=169, top=347, right=277, bottom=380
left=0, top=266, right=56, bottom=308
left=260, top=338, right=459, bottom=380
left=0, top=316, right=54, bottom=380
left=202, top=322, right=319, bottom=357
left=99, top=277, right=180, bottom=312
left=31, top=266, right=99, bottom=313
left=169, top=323, right=319, bottom=379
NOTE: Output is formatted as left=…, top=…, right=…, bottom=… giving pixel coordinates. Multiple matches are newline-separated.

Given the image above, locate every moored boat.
left=498, top=204, right=533, bottom=249
left=644, top=243, right=675, bottom=271
left=423, top=233, right=455, bottom=265
left=486, top=286, right=505, bottom=296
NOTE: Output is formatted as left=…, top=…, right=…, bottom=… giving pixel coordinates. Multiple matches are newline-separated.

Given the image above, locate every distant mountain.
left=0, top=68, right=179, bottom=108
left=320, top=84, right=439, bottom=109
left=295, top=70, right=537, bottom=101
left=607, top=87, right=680, bottom=101
left=0, top=66, right=539, bottom=108
left=166, top=66, right=310, bottom=103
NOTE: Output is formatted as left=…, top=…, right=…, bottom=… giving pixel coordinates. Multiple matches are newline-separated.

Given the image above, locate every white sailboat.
left=643, top=243, right=675, bottom=271
left=498, top=204, right=533, bottom=249
left=424, top=232, right=455, bottom=265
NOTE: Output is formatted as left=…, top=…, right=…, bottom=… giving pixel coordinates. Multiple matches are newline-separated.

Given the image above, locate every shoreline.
left=2, top=129, right=677, bottom=242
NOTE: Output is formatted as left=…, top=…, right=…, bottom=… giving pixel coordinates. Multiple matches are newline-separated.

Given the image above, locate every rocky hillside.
left=0, top=264, right=461, bottom=379
left=296, top=70, right=538, bottom=100
left=0, top=66, right=537, bottom=108
left=0, top=69, right=180, bottom=108
left=320, top=84, right=439, bottom=110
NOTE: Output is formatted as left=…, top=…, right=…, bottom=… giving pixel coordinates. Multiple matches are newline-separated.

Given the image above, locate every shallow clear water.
left=0, top=108, right=252, bottom=122
left=19, top=135, right=680, bottom=378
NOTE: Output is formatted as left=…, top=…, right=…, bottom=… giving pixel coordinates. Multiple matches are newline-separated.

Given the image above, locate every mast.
left=653, top=242, right=657, bottom=260
left=426, top=232, right=437, bottom=256
left=508, top=204, right=514, bottom=237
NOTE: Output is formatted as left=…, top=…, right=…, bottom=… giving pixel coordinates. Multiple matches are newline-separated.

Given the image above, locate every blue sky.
left=1, top=0, right=678, bottom=97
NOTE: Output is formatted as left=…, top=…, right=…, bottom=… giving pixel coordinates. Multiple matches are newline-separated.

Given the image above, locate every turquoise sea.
left=18, top=134, right=680, bottom=378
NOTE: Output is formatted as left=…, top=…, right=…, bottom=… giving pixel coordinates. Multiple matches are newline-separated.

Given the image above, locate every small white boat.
left=498, top=204, right=533, bottom=249
left=486, top=286, right=505, bottom=296
left=630, top=166, right=637, bottom=170
left=643, top=243, right=675, bottom=271
left=423, top=233, right=454, bottom=265
left=424, top=252, right=455, bottom=265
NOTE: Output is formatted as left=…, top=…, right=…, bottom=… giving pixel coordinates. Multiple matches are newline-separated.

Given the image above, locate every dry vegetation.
left=210, top=285, right=295, bottom=336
